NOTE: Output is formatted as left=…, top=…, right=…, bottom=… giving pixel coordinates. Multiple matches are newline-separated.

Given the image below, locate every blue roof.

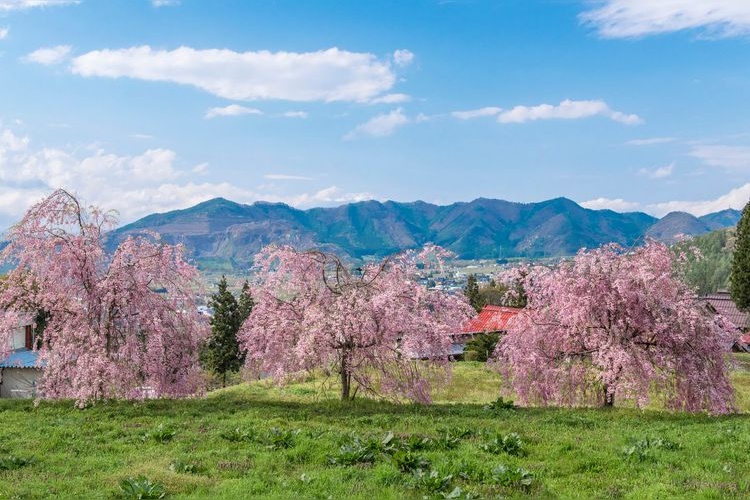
left=0, top=349, right=43, bottom=369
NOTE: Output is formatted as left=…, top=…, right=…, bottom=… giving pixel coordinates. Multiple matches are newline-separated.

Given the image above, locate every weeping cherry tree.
left=0, top=189, right=208, bottom=406
left=238, top=245, right=473, bottom=403
left=494, top=242, right=735, bottom=414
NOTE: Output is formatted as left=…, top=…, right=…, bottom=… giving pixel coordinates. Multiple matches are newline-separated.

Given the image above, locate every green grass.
left=1, top=359, right=750, bottom=498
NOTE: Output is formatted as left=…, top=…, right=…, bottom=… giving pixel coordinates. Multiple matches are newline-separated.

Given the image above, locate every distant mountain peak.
left=109, top=196, right=739, bottom=271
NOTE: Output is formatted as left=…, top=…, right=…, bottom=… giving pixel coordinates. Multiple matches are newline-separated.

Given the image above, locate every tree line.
left=1, top=189, right=748, bottom=414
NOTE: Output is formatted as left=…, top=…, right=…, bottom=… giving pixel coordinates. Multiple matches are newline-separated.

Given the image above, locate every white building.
left=0, top=320, right=42, bottom=399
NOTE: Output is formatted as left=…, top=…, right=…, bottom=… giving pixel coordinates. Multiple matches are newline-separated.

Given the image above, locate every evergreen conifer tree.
left=731, top=200, right=750, bottom=310
left=236, top=280, right=254, bottom=365
left=238, top=280, right=254, bottom=323
left=206, top=276, right=243, bottom=387
left=463, top=274, right=485, bottom=313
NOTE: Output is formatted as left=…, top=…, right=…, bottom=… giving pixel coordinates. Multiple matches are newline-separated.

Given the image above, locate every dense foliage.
left=463, top=274, right=484, bottom=312
left=732, top=201, right=750, bottom=310
left=0, top=189, right=208, bottom=405
left=464, top=332, right=500, bottom=362
left=238, top=245, right=473, bottom=402
left=464, top=276, right=525, bottom=311
left=674, top=228, right=734, bottom=295
left=204, top=276, right=252, bottom=387
left=495, top=242, right=736, bottom=414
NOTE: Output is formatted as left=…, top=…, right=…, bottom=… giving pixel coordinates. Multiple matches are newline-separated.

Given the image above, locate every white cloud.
left=0, top=27, right=8, bottom=40
left=689, top=144, right=750, bottom=171
left=344, top=108, right=409, bottom=140
left=191, top=162, right=208, bottom=175
left=0, top=0, right=78, bottom=11
left=282, top=111, right=308, bottom=119
left=625, top=137, right=676, bottom=146
left=205, top=104, right=263, bottom=119
left=288, top=186, right=374, bottom=206
left=0, top=126, right=376, bottom=227
left=497, top=99, right=642, bottom=125
left=580, top=0, right=750, bottom=39
left=23, top=45, right=71, bottom=65
left=368, top=93, right=411, bottom=104
left=648, top=183, right=750, bottom=217
left=264, top=174, right=315, bottom=181
left=638, top=162, right=674, bottom=179
left=393, top=49, right=415, bottom=67
left=0, top=130, right=212, bottom=223
left=451, top=107, right=502, bottom=120
left=0, top=129, right=29, bottom=152
left=151, top=0, right=179, bottom=7
left=580, top=197, right=641, bottom=212
left=69, top=46, right=400, bottom=103
left=130, top=133, right=154, bottom=140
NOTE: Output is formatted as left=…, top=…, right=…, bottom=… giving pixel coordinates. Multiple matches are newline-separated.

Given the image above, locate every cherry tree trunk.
left=603, top=385, right=615, bottom=407
left=340, top=350, right=352, bottom=400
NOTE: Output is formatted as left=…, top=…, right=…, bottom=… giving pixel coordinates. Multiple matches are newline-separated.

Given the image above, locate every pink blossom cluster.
left=0, top=190, right=208, bottom=406
left=238, top=245, right=473, bottom=403
left=494, top=242, right=736, bottom=414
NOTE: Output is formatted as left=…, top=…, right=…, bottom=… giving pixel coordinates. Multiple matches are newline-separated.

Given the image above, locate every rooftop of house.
left=703, top=291, right=750, bottom=332
left=0, top=348, right=42, bottom=369
left=463, top=305, right=523, bottom=334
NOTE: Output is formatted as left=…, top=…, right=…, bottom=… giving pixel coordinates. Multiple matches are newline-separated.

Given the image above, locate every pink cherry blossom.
left=238, top=245, right=474, bottom=403
left=0, top=189, right=208, bottom=406
left=494, top=242, right=736, bottom=414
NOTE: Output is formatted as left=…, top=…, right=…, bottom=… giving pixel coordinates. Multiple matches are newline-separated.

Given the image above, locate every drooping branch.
left=238, top=245, right=473, bottom=403
left=494, top=241, right=736, bottom=414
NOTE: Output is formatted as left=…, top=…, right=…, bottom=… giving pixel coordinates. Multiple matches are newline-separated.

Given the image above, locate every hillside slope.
left=109, top=197, right=739, bottom=269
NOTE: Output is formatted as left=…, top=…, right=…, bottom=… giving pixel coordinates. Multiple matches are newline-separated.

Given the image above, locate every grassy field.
left=1, top=360, right=750, bottom=499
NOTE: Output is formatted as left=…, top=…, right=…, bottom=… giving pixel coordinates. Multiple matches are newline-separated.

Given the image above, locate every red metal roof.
left=463, top=305, right=522, bottom=334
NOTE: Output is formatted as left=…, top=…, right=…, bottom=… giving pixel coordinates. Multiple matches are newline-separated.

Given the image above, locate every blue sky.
left=1, top=0, right=750, bottom=227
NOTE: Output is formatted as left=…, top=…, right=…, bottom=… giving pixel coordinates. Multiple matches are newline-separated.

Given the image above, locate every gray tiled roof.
left=703, top=292, right=750, bottom=331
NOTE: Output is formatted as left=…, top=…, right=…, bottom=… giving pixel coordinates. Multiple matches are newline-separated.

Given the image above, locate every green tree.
left=674, top=228, right=733, bottom=295
left=478, top=279, right=508, bottom=307
left=237, top=280, right=254, bottom=325
left=464, top=332, right=500, bottom=362
left=464, top=274, right=485, bottom=313
left=732, top=201, right=750, bottom=310
left=205, top=276, right=244, bottom=387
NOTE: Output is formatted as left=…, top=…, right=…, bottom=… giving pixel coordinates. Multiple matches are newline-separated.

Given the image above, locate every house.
left=702, top=291, right=750, bottom=352
left=451, top=305, right=523, bottom=357
left=0, top=319, right=42, bottom=398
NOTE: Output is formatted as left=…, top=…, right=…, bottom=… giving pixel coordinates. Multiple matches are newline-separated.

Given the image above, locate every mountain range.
left=108, top=197, right=742, bottom=270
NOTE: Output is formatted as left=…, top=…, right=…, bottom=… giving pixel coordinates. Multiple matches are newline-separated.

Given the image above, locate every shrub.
left=463, top=351, right=480, bottom=362
left=219, top=427, right=256, bottom=443
left=379, top=431, right=399, bottom=453
left=412, top=469, right=454, bottom=495
left=464, top=333, right=500, bottom=362
left=0, top=455, right=35, bottom=471
left=401, top=435, right=434, bottom=452
left=262, top=427, right=299, bottom=450
left=621, top=437, right=680, bottom=462
left=142, top=424, right=176, bottom=444
left=390, top=449, right=430, bottom=472
left=327, top=442, right=376, bottom=466
left=483, top=397, right=515, bottom=411
left=491, top=464, right=534, bottom=490
left=119, top=476, right=166, bottom=499
left=169, top=459, right=202, bottom=474
left=432, top=429, right=465, bottom=451
left=480, top=432, right=525, bottom=456
left=452, top=459, right=485, bottom=482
